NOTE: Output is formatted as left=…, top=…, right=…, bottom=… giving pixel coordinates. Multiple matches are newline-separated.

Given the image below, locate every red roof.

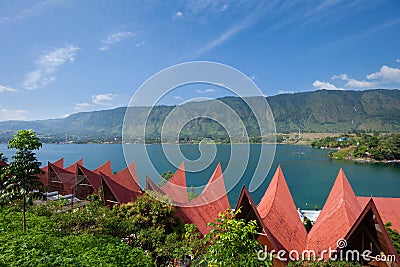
left=100, top=173, right=141, bottom=204
left=358, top=196, right=400, bottom=233
left=235, top=186, right=284, bottom=250
left=257, top=166, right=307, bottom=253
left=111, top=162, right=141, bottom=193
left=178, top=163, right=230, bottom=235
left=52, top=158, right=64, bottom=168
left=161, top=162, right=188, bottom=204
left=99, top=162, right=143, bottom=204
left=344, top=198, right=400, bottom=265
left=48, top=162, right=76, bottom=192
left=94, top=160, right=112, bottom=177
left=306, top=169, right=362, bottom=255
left=65, top=159, right=83, bottom=173
left=145, top=176, right=164, bottom=194
left=77, top=164, right=102, bottom=194
left=0, top=161, right=7, bottom=167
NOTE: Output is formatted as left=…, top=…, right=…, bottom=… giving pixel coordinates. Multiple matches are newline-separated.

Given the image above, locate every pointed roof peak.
left=191, top=163, right=227, bottom=205
left=257, top=166, right=307, bottom=252
left=210, top=163, right=223, bottom=181
left=259, top=166, right=288, bottom=210
left=94, top=160, right=112, bottom=177
left=306, top=169, right=362, bottom=253
left=145, top=176, right=163, bottom=194
left=65, top=159, right=83, bottom=173
left=52, top=158, right=64, bottom=168
left=161, top=162, right=188, bottom=203
left=178, top=161, right=185, bottom=170
left=111, top=161, right=141, bottom=193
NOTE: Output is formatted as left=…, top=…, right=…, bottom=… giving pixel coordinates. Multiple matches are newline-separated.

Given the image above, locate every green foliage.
left=7, top=129, right=42, bottom=151
left=313, top=133, right=400, bottom=161
left=115, top=192, right=185, bottom=266
left=0, top=206, right=154, bottom=266
left=188, top=185, right=199, bottom=201
left=385, top=222, right=400, bottom=256
left=158, top=170, right=174, bottom=187
left=176, top=224, right=205, bottom=261
left=201, top=209, right=272, bottom=266
left=0, top=130, right=44, bottom=231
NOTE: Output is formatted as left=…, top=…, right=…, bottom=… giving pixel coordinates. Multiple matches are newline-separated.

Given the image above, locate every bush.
left=0, top=206, right=154, bottom=266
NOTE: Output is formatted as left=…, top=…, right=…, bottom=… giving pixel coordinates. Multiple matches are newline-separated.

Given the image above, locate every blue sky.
left=0, top=0, right=399, bottom=121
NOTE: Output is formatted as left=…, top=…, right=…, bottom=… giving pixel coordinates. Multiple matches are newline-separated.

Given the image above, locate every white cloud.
left=397, top=59, right=400, bottom=63
left=173, top=96, right=184, bottom=100
left=0, top=108, right=27, bottom=121
left=175, top=11, right=183, bottom=18
left=74, top=102, right=91, bottom=110
left=313, top=80, right=341, bottom=90
left=92, top=93, right=116, bottom=106
left=0, top=85, right=18, bottom=92
left=0, top=0, right=63, bottom=25
left=59, top=113, right=70, bottom=118
left=367, top=65, right=400, bottom=83
left=23, top=45, right=79, bottom=90
left=277, top=90, right=295, bottom=94
left=192, top=7, right=262, bottom=58
left=196, top=88, right=217, bottom=94
left=100, top=31, right=135, bottom=51
left=344, top=79, right=377, bottom=89
left=332, top=73, right=378, bottom=89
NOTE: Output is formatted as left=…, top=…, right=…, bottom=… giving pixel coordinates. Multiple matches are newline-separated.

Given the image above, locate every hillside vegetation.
left=311, top=133, right=400, bottom=162
left=0, top=89, right=400, bottom=143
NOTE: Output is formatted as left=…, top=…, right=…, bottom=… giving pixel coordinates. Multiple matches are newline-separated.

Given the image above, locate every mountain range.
left=1, top=89, right=399, bottom=143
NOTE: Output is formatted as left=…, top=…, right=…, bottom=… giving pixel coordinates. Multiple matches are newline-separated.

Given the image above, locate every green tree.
left=201, top=209, right=272, bottom=266
left=158, top=170, right=174, bottom=187
left=385, top=222, right=400, bottom=256
left=0, top=130, right=44, bottom=231
left=116, top=192, right=184, bottom=266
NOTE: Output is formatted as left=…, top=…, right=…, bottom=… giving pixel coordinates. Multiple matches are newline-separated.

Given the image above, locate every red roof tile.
left=48, top=162, right=76, bottom=192
left=111, top=162, right=141, bottom=193
left=161, top=162, right=188, bottom=203
left=77, top=165, right=102, bottom=194
left=99, top=162, right=143, bottom=204
left=344, top=198, right=400, bottom=265
left=178, top=163, right=230, bottom=235
left=306, top=169, right=362, bottom=255
left=65, top=159, right=83, bottom=173
left=358, top=196, right=400, bottom=233
left=52, top=158, right=64, bottom=168
left=235, top=186, right=284, bottom=251
left=94, top=160, right=112, bottom=177
left=257, top=166, right=307, bottom=253
left=100, top=172, right=141, bottom=204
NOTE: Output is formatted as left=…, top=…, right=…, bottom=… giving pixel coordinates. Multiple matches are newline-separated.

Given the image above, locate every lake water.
left=1, top=143, right=399, bottom=209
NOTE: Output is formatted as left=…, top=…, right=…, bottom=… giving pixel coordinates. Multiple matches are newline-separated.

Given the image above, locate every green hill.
left=0, top=89, right=399, bottom=143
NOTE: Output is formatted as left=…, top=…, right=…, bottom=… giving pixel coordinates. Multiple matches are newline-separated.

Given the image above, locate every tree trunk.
left=23, top=194, right=26, bottom=232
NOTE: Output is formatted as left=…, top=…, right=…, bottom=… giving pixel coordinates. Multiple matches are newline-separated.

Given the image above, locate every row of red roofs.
left=1, top=158, right=399, bottom=265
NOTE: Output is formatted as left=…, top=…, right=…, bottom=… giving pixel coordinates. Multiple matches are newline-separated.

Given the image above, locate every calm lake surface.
left=1, top=143, right=399, bottom=209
